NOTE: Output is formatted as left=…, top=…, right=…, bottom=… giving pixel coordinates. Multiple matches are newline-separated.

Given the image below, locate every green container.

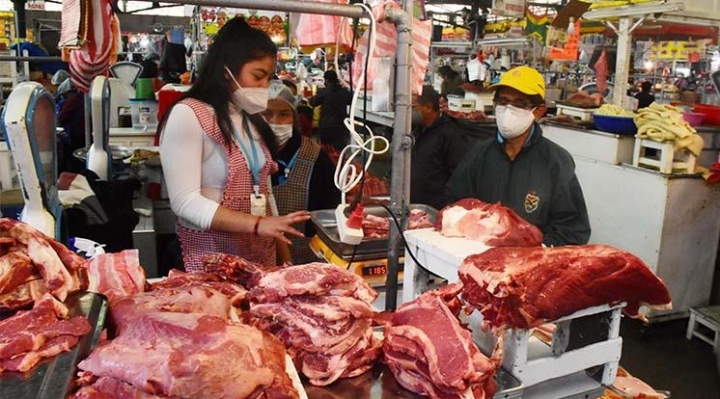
left=135, top=78, right=155, bottom=100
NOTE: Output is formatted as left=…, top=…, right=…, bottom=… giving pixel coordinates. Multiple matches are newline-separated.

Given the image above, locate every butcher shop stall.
left=0, top=0, right=719, bottom=399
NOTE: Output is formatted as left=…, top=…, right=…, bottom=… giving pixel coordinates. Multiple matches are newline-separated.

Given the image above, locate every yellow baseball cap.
left=488, top=66, right=545, bottom=99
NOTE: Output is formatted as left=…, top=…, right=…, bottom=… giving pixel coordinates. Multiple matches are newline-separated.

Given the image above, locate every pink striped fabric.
left=352, top=1, right=432, bottom=95
left=295, top=0, right=354, bottom=50
left=68, top=0, right=115, bottom=93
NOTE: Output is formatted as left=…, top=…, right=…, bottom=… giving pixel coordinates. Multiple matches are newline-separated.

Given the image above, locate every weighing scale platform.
left=309, top=235, right=403, bottom=287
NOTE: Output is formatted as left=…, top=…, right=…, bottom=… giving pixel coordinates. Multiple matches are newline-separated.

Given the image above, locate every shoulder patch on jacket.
left=525, top=191, right=540, bottom=214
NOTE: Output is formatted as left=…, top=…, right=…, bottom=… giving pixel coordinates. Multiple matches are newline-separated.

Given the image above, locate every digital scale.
left=308, top=204, right=436, bottom=286
left=308, top=235, right=404, bottom=287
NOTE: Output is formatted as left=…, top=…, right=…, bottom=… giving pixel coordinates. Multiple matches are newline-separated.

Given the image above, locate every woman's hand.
left=257, top=211, right=312, bottom=244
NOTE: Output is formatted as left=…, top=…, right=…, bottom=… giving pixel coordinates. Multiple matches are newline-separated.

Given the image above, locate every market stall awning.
left=632, top=23, right=719, bottom=43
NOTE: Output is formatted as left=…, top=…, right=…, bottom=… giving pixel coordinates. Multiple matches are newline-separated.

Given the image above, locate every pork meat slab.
left=78, top=312, right=298, bottom=399
left=435, top=199, right=543, bottom=247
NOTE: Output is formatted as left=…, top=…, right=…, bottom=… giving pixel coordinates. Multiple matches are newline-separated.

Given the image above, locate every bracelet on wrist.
left=253, top=216, right=262, bottom=236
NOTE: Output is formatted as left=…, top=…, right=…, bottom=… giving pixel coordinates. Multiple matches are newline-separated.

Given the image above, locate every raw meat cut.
left=0, top=252, right=35, bottom=294
left=0, top=218, right=77, bottom=301
left=384, top=284, right=498, bottom=399
left=77, top=312, right=299, bottom=399
left=0, top=293, right=91, bottom=372
left=73, top=376, right=182, bottom=399
left=111, top=286, right=232, bottom=331
left=247, top=262, right=377, bottom=304
left=435, top=199, right=543, bottom=247
left=612, top=376, right=666, bottom=399
left=459, top=245, right=673, bottom=329
left=203, top=253, right=270, bottom=288
left=362, top=214, right=389, bottom=239
left=150, top=269, right=246, bottom=306
left=361, top=209, right=434, bottom=239
left=223, top=254, right=381, bottom=386
left=0, top=278, right=46, bottom=311
left=87, top=250, right=146, bottom=302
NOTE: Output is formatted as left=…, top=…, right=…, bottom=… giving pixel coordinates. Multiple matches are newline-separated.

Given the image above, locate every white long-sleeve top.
left=160, top=102, right=271, bottom=231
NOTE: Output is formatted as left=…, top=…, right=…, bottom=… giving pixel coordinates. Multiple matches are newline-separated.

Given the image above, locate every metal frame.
left=131, top=0, right=414, bottom=310
left=582, top=1, right=685, bottom=108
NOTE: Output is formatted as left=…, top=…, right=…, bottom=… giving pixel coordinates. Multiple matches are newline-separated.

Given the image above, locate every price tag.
left=250, top=194, right=266, bottom=216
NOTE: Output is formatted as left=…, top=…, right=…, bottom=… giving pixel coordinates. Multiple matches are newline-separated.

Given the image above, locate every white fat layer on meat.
left=463, top=265, right=509, bottom=296
left=441, top=206, right=470, bottom=235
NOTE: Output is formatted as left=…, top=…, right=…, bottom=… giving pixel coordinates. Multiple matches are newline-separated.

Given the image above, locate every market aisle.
left=620, top=318, right=720, bottom=399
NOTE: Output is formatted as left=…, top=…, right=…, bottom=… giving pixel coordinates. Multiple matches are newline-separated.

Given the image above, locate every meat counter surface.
left=0, top=292, right=108, bottom=399
left=302, top=363, right=523, bottom=399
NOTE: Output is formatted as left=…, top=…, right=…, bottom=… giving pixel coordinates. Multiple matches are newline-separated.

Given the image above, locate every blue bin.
left=593, top=114, right=637, bottom=135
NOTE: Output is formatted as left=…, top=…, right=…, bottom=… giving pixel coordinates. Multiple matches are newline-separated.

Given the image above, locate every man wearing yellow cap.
left=446, top=66, right=590, bottom=246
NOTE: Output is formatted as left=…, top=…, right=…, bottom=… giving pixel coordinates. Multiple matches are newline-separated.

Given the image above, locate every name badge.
left=250, top=193, right=267, bottom=216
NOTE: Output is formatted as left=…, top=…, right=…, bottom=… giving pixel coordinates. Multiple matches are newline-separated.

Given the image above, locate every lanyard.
left=234, top=115, right=261, bottom=195
left=277, top=149, right=300, bottom=185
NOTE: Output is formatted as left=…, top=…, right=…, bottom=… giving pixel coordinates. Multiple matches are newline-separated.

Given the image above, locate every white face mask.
left=269, top=123, right=293, bottom=147
left=225, top=66, right=269, bottom=115
left=495, top=105, right=536, bottom=140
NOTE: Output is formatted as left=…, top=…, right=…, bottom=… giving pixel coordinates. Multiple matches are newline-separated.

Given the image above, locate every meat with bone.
left=0, top=293, right=91, bottom=372
left=110, top=286, right=232, bottom=332
left=77, top=312, right=299, bottom=399
left=150, top=269, right=246, bottom=306
left=459, top=245, right=673, bottom=329
left=435, top=199, right=543, bottom=247
left=0, top=218, right=77, bottom=301
left=87, top=250, right=146, bottom=302
left=384, top=284, right=498, bottom=399
left=245, top=262, right=377, bottom=304
left=215, top=254, right=381, bottom=386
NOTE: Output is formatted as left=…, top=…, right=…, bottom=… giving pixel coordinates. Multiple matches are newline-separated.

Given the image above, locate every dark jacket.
left=446, top=123, right=591, bottom=246
left=272, top=133, right=340, bottom=236
left=411, top=113, right=472, bottom=210
left=635, top=91, right=655, bottom=109
left=310, top=84, right=353, bottom=149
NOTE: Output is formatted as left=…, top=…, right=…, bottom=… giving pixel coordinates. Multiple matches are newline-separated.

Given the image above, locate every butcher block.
left=0, top=292, right=108, bottom=399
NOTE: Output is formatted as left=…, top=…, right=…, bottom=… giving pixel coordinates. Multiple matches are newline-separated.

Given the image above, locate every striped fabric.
left=175, top=99, right=279, bottom=272
left=352, top=1, right=433, bottom=95
left=67, top=0, right=116, bottom=92
left=295, top=0, right=354, bottom=50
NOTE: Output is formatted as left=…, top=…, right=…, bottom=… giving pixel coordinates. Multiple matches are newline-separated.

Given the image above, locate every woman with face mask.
left=158, top=18, right=310, bottom=272
left=263, top=82, right=341, bottom=264
left=446, top=66, right=591, bottom=247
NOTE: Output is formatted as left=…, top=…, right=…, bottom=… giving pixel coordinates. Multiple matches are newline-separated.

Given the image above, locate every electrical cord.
left=366, top=202, right=428, bottom=272
left=333, top=3, right=389, bottom=206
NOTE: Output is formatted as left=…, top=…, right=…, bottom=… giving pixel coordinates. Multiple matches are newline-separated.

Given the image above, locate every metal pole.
left=613, top=17, right=633, bottom=108
left=385, top=3, right=413, bottom=311
left=83, top=93, right=91, bottom=150
left=133, top=0, right=365, bottom=18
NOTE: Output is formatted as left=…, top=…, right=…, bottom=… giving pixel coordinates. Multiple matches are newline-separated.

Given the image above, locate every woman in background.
left=159, top=18, right=309, bottom=272
left=264, top=82, right=340, bottom=263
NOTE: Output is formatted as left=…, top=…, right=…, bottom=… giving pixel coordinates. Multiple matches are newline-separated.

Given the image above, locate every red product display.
left=459, top=245, right=673, bottom=329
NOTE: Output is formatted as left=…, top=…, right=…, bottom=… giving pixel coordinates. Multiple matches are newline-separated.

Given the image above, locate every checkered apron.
left=176, top=99, right=279, bottom=272
left=273, top=137, right=320, bottom=264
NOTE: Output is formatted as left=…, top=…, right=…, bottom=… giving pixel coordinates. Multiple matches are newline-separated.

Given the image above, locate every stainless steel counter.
left=303, top=365, right=523, bottom=399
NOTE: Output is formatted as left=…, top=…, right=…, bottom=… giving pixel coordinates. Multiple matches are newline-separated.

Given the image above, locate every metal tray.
left=73, top=146, right=133, bottom=161
left=310, top=204, right=437, bottom=260
left=303, top=364, right=523, bottom=399
left=0, top=292, right=109, bottom=399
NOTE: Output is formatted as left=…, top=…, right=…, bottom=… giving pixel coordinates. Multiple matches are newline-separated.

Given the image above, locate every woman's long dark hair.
left=157, top=18, right=278, bottom=159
